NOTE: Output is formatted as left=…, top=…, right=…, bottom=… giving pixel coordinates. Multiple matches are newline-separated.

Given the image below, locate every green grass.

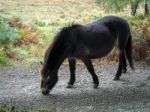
left=0, top=104, right=53, bottom=112
left=0, top=49, right=9, bottom=65
left=37, top=26, right=58, bottom=41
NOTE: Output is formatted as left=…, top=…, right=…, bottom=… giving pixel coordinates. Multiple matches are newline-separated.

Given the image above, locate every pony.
left=40, top=16, right=134, bottom=95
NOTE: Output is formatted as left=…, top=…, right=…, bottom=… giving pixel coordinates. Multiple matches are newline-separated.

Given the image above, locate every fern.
left=0, top=21, right=19, bottom=44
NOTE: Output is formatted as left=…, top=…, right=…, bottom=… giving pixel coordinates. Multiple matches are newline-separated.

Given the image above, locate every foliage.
left=95, top=0, right=130, bottom=12
left=0, top=16, right=20, bottom=65
left=0, top=16, right=19, bottom=46
left=7, top=17, right=42, bottom=46
left=128, top=15, right=150, bottom=61
left=0, top=16, right=44, bottom=65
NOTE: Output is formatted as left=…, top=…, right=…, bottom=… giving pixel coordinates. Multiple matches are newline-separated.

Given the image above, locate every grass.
left=0, top=49, right=9, bottom=65
left=0, top=0, right=134, bottom=32
left=0, top=0, right=105, bottom=65
left=139, top=80, right=147, bottom=87
left=0, top=104, right=54, bottom=112
left=0, top=0, right=103, bottom=24
left=0, top=0, right=149, bottom=65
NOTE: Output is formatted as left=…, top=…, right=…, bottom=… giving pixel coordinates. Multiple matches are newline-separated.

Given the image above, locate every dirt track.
left=0, top=62, right=150, bottom=112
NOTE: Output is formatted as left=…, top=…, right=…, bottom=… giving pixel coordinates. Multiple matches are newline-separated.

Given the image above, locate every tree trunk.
left=144, top=0, right=149, bottom=15
left=131, top=1, right=139, bottom=16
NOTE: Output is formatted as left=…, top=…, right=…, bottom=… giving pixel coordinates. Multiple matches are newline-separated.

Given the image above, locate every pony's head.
left=40, top=62, right=58, bottom=95
left=40, top=24, right=82, bottom=95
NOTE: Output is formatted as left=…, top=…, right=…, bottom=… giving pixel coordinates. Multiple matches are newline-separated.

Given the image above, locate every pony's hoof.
left=113, top=77, right=120, bottom=81
left=66, top=84, right=73, bottom=88
left=93, top=84, right=99, bottom=88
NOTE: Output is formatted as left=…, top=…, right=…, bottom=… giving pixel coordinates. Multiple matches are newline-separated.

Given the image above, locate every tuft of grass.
left=29, top=44, right=44, bottom=57
left=0, top=49, right=9, bottom=65
left=139, top=80, right=147, bottom=87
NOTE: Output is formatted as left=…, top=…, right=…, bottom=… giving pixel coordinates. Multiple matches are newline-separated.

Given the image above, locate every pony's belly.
left=72, top=47, right=90, bottom=58
left=88, top=48, right=113, bottom=59
left=72, top=45, right=114, bottom=59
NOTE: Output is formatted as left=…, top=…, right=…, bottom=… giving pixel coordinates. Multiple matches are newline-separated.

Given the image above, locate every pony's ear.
left=40, top=61, right=43, bottom=65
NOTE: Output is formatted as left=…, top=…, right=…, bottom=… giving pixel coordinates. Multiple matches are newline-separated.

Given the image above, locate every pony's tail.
left=125, top=33, right=134, bottom=70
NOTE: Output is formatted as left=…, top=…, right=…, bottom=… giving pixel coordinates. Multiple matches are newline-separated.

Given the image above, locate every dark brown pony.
left=40, top=16, right=134, bottom=95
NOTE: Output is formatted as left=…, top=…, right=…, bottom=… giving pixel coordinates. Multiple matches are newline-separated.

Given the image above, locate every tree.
left=95, top=0, right=150, bottom=16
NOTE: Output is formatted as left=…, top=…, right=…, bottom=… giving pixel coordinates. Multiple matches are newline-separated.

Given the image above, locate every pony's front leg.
left=66, top=58, right=76, bottom=88
left=82, top=58, right=99, bottom=88
left=114, top=51, right=125, bottom=80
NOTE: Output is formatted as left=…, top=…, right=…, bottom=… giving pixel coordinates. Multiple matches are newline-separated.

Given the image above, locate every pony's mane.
left=62, top=24, right=82, bottom=32
left=43, top=24, right=82, bottom=72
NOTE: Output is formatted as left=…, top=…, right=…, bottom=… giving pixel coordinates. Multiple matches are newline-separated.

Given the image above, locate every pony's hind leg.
left=122, top=56, right=127, bottom=73
left=82, top=59, right=99, bottom=88
left=114, top=51, right=126, bottom=80
left=66, top=58, right=76, bottom=88
left=114, top=31, right=129, bottom=80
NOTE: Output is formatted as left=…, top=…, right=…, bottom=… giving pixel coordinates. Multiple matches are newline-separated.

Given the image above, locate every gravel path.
left=0, top=62, right=150, bottom=112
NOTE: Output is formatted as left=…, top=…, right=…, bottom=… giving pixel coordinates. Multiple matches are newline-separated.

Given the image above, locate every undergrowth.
left=129, top=14, right=150, bottom=61
left=0, top=16, right=44, bottom=65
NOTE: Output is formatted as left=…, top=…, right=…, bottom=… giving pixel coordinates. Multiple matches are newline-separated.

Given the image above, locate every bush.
left=128, top=15, right=150, bottom=61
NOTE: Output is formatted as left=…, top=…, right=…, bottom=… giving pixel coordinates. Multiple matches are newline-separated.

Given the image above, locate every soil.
left=0, top=62, right=150, bottom=112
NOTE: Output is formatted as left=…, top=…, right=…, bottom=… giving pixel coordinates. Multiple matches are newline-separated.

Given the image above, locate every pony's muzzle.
left=41, top=88, right=50, bottom=95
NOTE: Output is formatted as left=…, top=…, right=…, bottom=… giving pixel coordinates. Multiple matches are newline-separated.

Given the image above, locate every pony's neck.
left=44, top=39, right=68, bottom=72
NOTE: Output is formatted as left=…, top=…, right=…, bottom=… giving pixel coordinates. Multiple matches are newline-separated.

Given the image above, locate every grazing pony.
left=40, top=16, right=134, bottom=95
